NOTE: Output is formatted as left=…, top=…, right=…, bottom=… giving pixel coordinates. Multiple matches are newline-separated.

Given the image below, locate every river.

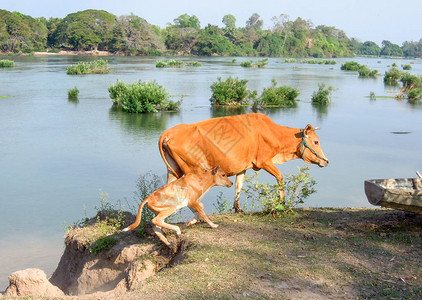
left=0, top=55, right=421, bottom=289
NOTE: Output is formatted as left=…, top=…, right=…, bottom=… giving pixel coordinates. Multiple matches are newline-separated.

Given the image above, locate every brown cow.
left=123, top=166, right=233, bottom=246
left=159, top=113, right=329, bottom=212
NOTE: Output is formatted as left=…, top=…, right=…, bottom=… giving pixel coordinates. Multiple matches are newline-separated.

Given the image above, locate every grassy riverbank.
left=121, top=208, right=421, bottom=300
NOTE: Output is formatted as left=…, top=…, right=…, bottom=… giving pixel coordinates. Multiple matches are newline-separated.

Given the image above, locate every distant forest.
left=1, top=9, right=421, bottom=58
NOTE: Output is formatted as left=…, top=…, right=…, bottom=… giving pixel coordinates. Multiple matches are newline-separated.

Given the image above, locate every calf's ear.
left=211, top=166, right=220, bottom=175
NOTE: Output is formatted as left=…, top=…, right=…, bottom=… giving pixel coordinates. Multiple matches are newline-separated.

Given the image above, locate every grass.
left=121, top=208, right=422, bottom=299
left=66, top=59, right=110, bottom=75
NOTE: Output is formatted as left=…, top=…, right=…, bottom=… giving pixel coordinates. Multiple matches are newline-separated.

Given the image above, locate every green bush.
left=0, top=59, right=14, bottom=68
left=407, top=87, right=422, bottom=101
left=312, top=83, right=334, bottom=105
left=284, top=58, right=297, bottom=63
left=257, top=58, right=269, bottom=68
left=240, top=60, right=253, bottom=67
left=67, top=87, right=79, bottom=99
left=108, top=79, right=180, bottom=113
left=402, top=64, right=412, bottom=70
left=384, top=67, right=402, bottom=85
left=243, top=166, right=317, bottom=216
left=155, top=59, right=185, bottom=68
left=400, top=72, right=422, bottom=91
left=66, top=59, right=109, bottom=75
left=259, top=79, right=299, bottom=107
left=188, top=61, right=202, bottom=67
left=358, top=65, right=379, bottom=78
left=319, top=60, right=336, bottom=65
left=301, top=59, right=318, bottom=64
left=210, top=77, right=250, bottom=105
left=340, top=61, right=361, bottom=71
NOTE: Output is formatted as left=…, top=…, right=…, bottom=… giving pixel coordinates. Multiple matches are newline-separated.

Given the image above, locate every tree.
left=246, top=13, right=263, bottom=31
left=380, top=40, right=403, bottom=57
left=173, top=14, right=200, bottom=30
left=193, top=24, right=235, bottom=56
left=222, top=14, right=236, bottom=29
left=113, top=14, right=165, bottom=55
left=358, top=41, right=381, bottom=56
left=402, top=40, right=422, bottom=57
left=52, top=9, right=118, bottom=51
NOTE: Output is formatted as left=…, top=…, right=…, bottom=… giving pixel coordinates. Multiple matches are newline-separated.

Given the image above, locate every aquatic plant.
left=67, top=87, right=79, bottom=99
left=66, top=59, right=109, bottom=75
left=210, top=77, right=250, bottom=105
left=259, top=79, right=299, bottom=107
left=108, top=79, right=181, bottom=113
left=312, top=83, right=334, bottom=105
left=0, top=59, right=14, bottom=68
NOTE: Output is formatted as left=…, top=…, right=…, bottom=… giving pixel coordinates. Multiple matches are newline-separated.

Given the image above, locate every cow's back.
left=160, top=113, right=279, bottom=176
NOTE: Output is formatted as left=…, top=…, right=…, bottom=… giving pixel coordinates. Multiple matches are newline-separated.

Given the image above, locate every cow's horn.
left=314, top=127, right=320, bottom=130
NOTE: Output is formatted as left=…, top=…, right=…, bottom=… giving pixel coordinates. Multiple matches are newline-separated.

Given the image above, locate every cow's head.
left=299, top=125, right=329, bottom=168
left=211, top=166, right=233, bottom=187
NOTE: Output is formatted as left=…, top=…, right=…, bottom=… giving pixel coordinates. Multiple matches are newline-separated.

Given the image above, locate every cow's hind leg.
left=233, top=171, right=246, bottom=213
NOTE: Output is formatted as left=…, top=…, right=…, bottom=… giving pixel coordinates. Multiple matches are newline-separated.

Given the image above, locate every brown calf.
left=123, top=166, right=233, bottom=246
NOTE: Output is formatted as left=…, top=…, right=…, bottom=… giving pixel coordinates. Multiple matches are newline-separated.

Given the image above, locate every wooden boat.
left=364, top=177, right=422, bottom=214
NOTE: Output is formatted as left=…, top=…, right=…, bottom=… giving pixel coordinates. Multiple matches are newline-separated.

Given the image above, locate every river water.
left=0, top=55, right=421, bottom=289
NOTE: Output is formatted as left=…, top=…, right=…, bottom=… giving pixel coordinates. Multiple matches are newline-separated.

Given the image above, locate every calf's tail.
left=122, top=197, right=149, bottom=232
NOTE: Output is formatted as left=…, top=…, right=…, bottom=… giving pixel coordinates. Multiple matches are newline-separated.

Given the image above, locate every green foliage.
left=243, top=166, right=317, bottom=216
left=188, top=61, right=202, bottom=67
left=358, top=65, right=379, bottom=78
left=301, top=59, right=318, bottom=64
left=67, top=86, right=79, bottom=99
left=380, top=40, right=403, bottom=57
left=258, top=79, right=299, bottom=107
left=340, top=61, right=361, bottom=71
left=212, top=191, right=232, bottom=214
left=240, top=60, right=253, bottom=67
left=210, top=77, right=250, bottom=105
left=384, top=67, right=402, bottom=85
left=108, top=79, right=180, bottom=113
left=89, top=236, right=117, bottom=255
left=256, top=58, right=269, bottom=68
left=407, top=87, right=422, bottom=101
left=312, top=83, right=334, bottom=105
left=284, top=58, right=297, bottom=63
left=155, top=59, right=185, bottom=68
left=52, top=9, right=117, bottom=51
left=0, top=59, right=14, bottom=67
left=402, top=64, right=412, bottom=70
left=66, top=59, right=109, bottom=75
left=358, top=41, right=381, bottom=56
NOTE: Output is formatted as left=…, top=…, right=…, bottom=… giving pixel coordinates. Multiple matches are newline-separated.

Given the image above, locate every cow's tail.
left=122, top=197, right=149, bottom=232
left=158, top=133, right=182, bottom=179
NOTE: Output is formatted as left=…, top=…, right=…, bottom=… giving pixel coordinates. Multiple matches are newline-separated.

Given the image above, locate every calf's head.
left=210, top=166, right=233, bottom=187
left=299, top=125, right=329, bottom=168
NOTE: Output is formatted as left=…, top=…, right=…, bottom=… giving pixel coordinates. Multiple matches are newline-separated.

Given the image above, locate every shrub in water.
left=0, top=59, right=14, bottom=68
left=108, top=79, right=180, bottom=113
left=240, top=60, right=253, bottom=67
left=312, top=83, right=334, bottom=105
left=188, top=61, right=202, bottom=67
left=67, top=87, right=79, bottom=99
left=340, top=61, right=361, bottom=71
left=210, top=77, right=250, bottom=105
left=257, top=58, right=269, bottom=68
left=402, top=64, right=412, bottom=70
left=155, top=59, right=185, bottom=68
left=358, top=65, right=379, bottom=78
left=384, top=67, right=402, bottom=85
left=259, top=79, right=299, bottom=107
left=66, top=59, right=109, bottom=75
left=284, top=58, right=297, bottom=63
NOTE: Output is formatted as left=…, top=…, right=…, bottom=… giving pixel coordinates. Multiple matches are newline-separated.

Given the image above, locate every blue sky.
left=2, top=0, right=421, bottom=45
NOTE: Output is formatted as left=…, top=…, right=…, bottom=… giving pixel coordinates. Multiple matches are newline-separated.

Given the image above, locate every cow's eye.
left=314, top=140, right=319, bottom=145
left=222, top=174, right=226, bottom=177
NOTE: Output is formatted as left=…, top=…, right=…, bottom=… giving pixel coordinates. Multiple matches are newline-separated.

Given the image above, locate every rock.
left=4, top=268, right=64, bottom=297
left=48, top=211, right=187, bottom=296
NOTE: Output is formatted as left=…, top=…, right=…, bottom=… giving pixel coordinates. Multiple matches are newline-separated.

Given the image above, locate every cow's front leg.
left=233, top=171, right=246, bottom=213
left=261, top=162, right=285, bottom=201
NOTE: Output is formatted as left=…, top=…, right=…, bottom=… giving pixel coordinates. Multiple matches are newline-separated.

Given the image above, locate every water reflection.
left=109, top=105, right=180, bottom=134
left=210, top=105, right=250, bottom=118
left=311, top=103, right=330, bottom=121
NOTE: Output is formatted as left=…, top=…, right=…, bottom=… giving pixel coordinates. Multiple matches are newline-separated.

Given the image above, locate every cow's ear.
left=303, top=124, right=314, bottom=136
left=200, top=162, right=211, bottom=172
left=211, top=166, right=219, bottom=175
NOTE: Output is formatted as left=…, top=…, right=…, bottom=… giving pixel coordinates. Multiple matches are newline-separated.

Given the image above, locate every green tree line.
left=1, top=9, right=421, bottom=58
